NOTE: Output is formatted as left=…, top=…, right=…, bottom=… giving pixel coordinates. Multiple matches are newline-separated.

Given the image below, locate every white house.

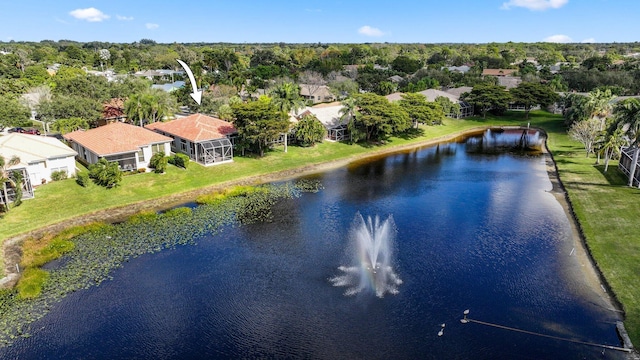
left=64, top=122, right=172, bottom=172
left=300, top=84, right=336, bottom=104
left=0, top=133, right=77, bottom=185
left=297, top=103, right=350, bottom=141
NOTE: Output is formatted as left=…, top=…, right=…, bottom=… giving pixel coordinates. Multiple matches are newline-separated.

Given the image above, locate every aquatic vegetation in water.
left=0, top=180, right=322, bottom=347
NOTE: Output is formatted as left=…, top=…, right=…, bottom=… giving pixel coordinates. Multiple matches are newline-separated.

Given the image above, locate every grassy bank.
left=537, top=114, right=640, bottom=344
left=0, top=115, right=522, bottom=241
left=1, top=110, right=639, bottom=345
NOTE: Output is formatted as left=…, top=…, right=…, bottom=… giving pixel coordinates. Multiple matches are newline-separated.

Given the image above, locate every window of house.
left=137, top=148, right=145, bottom=162
left=180, top=139, right=187, bottom=152
left=51, top=166, right=68, bottom=174
left=151, top=143, right=164, bottom=154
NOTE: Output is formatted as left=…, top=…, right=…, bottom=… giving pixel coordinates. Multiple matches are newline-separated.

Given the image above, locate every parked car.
left=21, top=128, right=41, bottom=135
left=7, top=127, right=40, bottom=135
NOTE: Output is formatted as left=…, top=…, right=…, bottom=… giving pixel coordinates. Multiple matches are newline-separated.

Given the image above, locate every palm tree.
left=146, top=89, right=176, bottom=123
left=124, top=93, right=149, bottom=127
left=0, top=155, right=21, bottom=212
left=124, top=90, right=177, bottom=126
left=586, top=88, right=615, bottom=130
left=293, top=114, right=326, bottom=146
left=339, top=97, right=358, bottom=122
left=600, top=126, right=626, bottom=172
left=270, top=82, right=305, bottom=115
left=612, top=98, right=640, bottom=186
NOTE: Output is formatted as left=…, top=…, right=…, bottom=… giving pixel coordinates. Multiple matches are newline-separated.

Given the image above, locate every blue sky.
left=0, top=0, right=637, bottom=44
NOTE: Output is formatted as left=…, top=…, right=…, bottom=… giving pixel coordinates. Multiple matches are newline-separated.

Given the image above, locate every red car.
left=11, top=127, right=41, bottom=135
left=22, top=128, right=41, bottom=135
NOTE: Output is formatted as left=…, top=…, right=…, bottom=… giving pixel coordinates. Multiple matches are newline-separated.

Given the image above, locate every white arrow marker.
left=176, top=59, right=202, bottom=105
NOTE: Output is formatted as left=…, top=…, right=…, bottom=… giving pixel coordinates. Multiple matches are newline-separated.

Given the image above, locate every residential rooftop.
left=64, top=122, right=171, bottom=156
left=145, top=113, right=236, bottom=143
left=0, top=133, right=77, bottom=168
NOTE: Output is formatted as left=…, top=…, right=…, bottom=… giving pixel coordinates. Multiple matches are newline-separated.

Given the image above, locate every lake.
left=0, top=132, right=626, bottom=359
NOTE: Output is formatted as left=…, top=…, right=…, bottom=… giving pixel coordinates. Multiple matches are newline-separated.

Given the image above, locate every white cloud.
left=146, top=23, right=159, bottom=30
left=543, top=34, right=572, bottom=43
left=358, top=25, right=384, bottom=37
left=501, top=0, right=568, bottom=11
left=116, top=15, right=134, bottom=21
left=69, top=7, right=110, bottom=22
left=305, top=8, right=322, bottom=13
left=581, top=37, right=596, bottom=43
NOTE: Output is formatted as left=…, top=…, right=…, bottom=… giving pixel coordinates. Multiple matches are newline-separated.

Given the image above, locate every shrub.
left=169, top=153, right=190, bottom=169
left=11, top=170, right=23, bottom=207
left=88, top=158, right=122, bottom=188
left=76, top=172, right=90, bottom=187
left=50, top=170, right=68, bottom=181
left=293, top=114, right=326, bottom=146
left=149, top=152, right=168, bottom=174
left=137, top=168, right=147, bottom=173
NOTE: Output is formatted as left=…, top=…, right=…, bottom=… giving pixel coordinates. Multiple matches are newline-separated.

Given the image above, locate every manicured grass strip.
left=541, top=124, right=640, bottom=345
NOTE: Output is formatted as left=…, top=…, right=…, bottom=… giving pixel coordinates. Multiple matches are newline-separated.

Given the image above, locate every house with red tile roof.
left=64, top=122, right=172, bottom=172
left=145, top=113, right=237, bottom=166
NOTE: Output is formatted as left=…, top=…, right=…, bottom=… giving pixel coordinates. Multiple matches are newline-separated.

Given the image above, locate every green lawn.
left=2, top=111, right=640, bottom=345
left=535, top=114, right=640, bottom=344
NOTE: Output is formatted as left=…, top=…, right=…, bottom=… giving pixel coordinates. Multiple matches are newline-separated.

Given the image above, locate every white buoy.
left=461, top=309, right=470, bottom=324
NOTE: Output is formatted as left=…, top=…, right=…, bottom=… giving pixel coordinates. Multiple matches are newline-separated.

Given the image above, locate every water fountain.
left=331, top=213, right=402, bottom=298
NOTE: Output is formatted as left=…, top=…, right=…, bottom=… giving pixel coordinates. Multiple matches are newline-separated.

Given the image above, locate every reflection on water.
left=0, top=134, right=626, bottom=360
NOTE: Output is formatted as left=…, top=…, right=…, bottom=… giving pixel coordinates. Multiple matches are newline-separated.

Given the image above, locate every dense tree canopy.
left=0, top=97, right=32, bottom=129
left=391, top=56, right=422, bottom=74
left=462, top=84, right=512, bottom=118
left=349, top=93, right=410, bottom=142
left=509, top=82, right=559, bottom=119
left=37, top=95, right=102, bottom=125
left=3, top=40, right=640, bottom=138
left=398, top=93, right=445, bottom=127
left=231, top=99, right=290, bottom=157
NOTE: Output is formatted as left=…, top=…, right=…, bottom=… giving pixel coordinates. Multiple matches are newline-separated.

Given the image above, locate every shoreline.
left=0, top=125, right=635, bottom=352
left=541, top=136, right=636, bottom=353
left=0, top=126, right=633, bottom=350
left=0, top=127, right=484, bottom=287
